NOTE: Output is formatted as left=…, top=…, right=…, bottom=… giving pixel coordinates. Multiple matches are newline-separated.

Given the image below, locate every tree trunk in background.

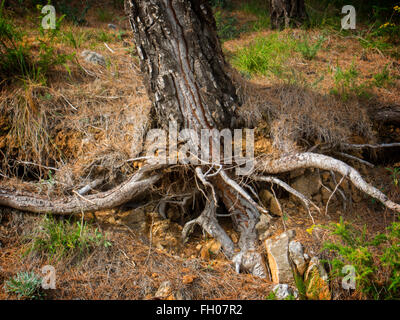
left=125, top=0, right=240, bottom=132
left=269, top=0, right=307, bottom=29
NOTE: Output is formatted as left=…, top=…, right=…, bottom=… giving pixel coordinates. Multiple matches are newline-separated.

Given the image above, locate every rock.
left=291, top=170, right=321, bottom=202
left=272, top=284, right=298, bottom=300
left=288, top=241, right=307, bottom=276
left=81, top=50, right=106, bottom=67
left=120, top=208, right=148, bottom=233
left=304, top=257, right=331, bottom=300
left=108, top=23, right=117, bottom=30
left=155, top=281, right=173, bottom=299
left=264, top=230, right=296, bottom=284
left=290, top=168, right=305, bottom=179
left=270, top=197, right=282, bottom=216
left=312, top=193, right=322, bottom=205
left=256, top=214, right=272, bottom=241
left=259, top=189, right=273, bottom=208
left=321, top=171, right=330, bottom=182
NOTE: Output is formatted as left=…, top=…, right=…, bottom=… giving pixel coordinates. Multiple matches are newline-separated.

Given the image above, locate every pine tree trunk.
left=125, top=0, right=240, bottom=131
left=269, top=0, right=307, bottom=29
left=126, top=0, right=267, bottom=277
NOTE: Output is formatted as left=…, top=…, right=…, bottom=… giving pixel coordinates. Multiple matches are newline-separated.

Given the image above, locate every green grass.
left=4, top=271, right=44, bottom=300
left=296, top=35, right=326, bottom=60
left=330, top=63, right=370, bottom=100
left=27, top=215, right=111, bottom=261
left=231, top=33, right=295, bottom=78
left=373, top=64, right=392, bottom=87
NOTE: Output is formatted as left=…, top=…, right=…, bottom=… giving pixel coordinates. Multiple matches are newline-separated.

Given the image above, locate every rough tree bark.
left=269, top=0, right=307, bottom=29
left=125, top=0, right=267, bottom=277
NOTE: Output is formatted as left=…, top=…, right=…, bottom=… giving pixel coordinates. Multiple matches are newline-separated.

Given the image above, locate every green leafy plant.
left=297, top=35, right=326, bottom=60
left=27, top=215, right=111, bottom=261
left=4, top=271, right=44, bottom=300
left=322, top=217, right=400, bottom=299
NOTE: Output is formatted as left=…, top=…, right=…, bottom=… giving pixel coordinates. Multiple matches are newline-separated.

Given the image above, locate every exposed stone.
left=81, top=50, right=106, bottom=67
left=155, top=281, right=173, bottom=299
left=290, top=170, right=321, bottom=203
left=259, top=189, right=273, bottom=208
left=269, top=197, right=282, bottom=216
left=288, top=241, right=307, bottom=276
left=108, top=23, right=117, bottom=30
left=120, top=208, right=147, bottom=233
left=151, top=216, right=182, bottom=253
left=312, top=193, right=322, bottom=205
left=304, top=257, right=331, bottom=300
left=256, top=214, right=272, bottom=241
left=321, top=171, right=330, bottom=182
left=272, top=284, right=298, bottom=300
left=265, top=230, right=296, bottom=284
left=290, top=168, right=306, bottom=179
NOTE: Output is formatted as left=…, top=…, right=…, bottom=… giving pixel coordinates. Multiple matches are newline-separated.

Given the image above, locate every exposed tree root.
left=182, top=194, right=235, bottom=258
left=0, top=165, right=162, bottom=214
left=1, top=151, right=399, bottom=280
left=255, top=152, right=400, bottom=212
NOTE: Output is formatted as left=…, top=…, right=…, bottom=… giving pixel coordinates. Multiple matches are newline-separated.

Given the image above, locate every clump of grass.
left=27, top=215, right=111, bottom=261
left=4, top=271, right=44, bottom=300
left=296, top=35, right=326, bottom=60
left=331, top=63, right=370, bottom=100
left=373, top=64, right=392, bottom=87
left=232, top=33, right=295, bottom=78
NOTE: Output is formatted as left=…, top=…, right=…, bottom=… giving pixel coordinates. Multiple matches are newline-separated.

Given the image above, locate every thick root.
left=256, top=152, right=400, bottom=212
left=0, top=166, right=162, bottom=214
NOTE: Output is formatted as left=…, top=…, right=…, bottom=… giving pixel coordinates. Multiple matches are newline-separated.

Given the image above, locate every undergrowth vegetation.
left=26, top=215, right=111, bottom=261
left=4, top=271, right=44, bottom=300
left=321, top=217, right=400, bottom=299
left=0, top=1, right=74, bottom=85
left=232, top=33, right=296, bottom=78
